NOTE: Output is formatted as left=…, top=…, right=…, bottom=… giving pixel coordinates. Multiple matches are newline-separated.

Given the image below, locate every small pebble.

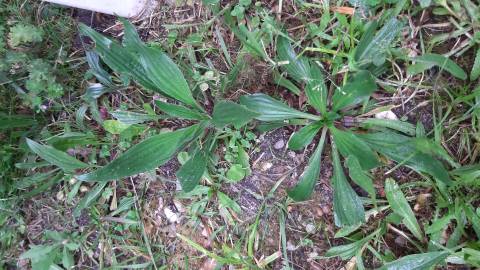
left=56, top=191, right=65, bottom=201
left=305, top=223, right=316, bottom=234
left=274, top=139, right=285, bottom=149
left=79, top=185, right=89, bottom=193
left=261, top=162, right=273, bottom=171
left=164, top=207, right=179, bottom=223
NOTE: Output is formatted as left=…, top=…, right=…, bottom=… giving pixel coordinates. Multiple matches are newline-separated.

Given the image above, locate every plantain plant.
left=25, top=20, right=260, bottom=194
left=240, top=20, right=454, bottom=228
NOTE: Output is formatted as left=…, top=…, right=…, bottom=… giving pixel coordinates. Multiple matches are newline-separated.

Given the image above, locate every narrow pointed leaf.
left=288, top=123, right=322, bottom=150
left=0, top=113, right=36, bottom=130
left=80, top=22, right=198, bottom=106
left=273, top=72, right=301, bottom=95
left=212, top=100, right=260, bottom=129
left=287, top=128, right=327, bottom=201
left=332, top=70, right=377, bottom=111
left=111, top=110, right=162, bottom=125
left=177, top=151, right=207, bottom=192
left=408, top=53, right=467, bottom=80
left=26, top=139, right=89, bottom=172
left=354, top=18, right=402, bottom=67
left=277, top=36, right=311, bottom=83
left=471, top=48, right=480, bottom=81
left=385, top=178, right=423, bottom=240
left=330, top=127, right=378, bottom=169
left=155, top=100, right=207, bottom=120
left=77, top=124, right=203, bottom=182
left=346, top=156, right=376, bottom=202
left=305, top=64, right=327, bottom=114
left=332, top=144, right=365, bottom=227
left=359, top=131, right=452, bottom=185
left=379, top=251, right=448, bottom=270
left=240, top=94, right=318, bottom=121
left=361, top=118, right=416, bottom=136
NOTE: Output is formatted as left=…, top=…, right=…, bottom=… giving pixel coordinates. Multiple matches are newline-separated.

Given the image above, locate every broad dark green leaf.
left=332, top=70, right=377, bottom=111
left=79, top=24, right=156, bottom=90
left=77, top=124, right=203, bottom=182
left=277, top=36, right=311, bottom=83
left=120, top=19, right=198, bottom=107
left=332, top=144, right=365, bottom=227
left=26, top=139, right=89, bottom=172
left=240, top=94, right=318, bottom=121
left=379, top=251, right=448, bottom=270
left=212, top=100, right=260, bottom=129
left=288, top=123, right=322, bottom=150
left=385, top=178, right=423, bottom=240
left=155, top=100, right=207, bottom=120
left=47, top=132, right=98, bottom=151
left=305, top=64, right=327, bottom=114
left=80, top=22, right=198, bottom=107
left=408, top=53, right=467, bottom=80
left=330, top=127, right=378, bottom=169
left=359, top=131, right=452, bottom=185
left=177, top=150, right=207, bottom=192
left=354, top=18, right=402, bottom=67
left=0, top=113, right=36, bottom=130
left=354, top=21, right=378, bottom=64
left=287, top=128, right=327, bottom=201
left=346, top=156, right=375, bottom=203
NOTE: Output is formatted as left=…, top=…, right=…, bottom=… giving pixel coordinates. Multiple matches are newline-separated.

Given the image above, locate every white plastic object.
left=43, top=0, right=156, bottom=18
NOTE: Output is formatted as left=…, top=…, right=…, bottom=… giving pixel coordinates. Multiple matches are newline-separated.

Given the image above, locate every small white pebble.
left=69, top=178, right=77, bottom=185
left=274, top=139, right=285, bottom=149
left=261, top=162, right=273, bottom=171
left=164, top=207, right=179, bottom=223
left=375, top=110, right=398, bottom=120
left=305, top=223, right=316, bottom=234
left=56, top=191, right=65, bottom=201
left=79, top=185, right=89, bottom=193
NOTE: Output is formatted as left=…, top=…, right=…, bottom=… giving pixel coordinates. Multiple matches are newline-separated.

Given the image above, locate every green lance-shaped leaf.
left=212, top=100, right=260, bottom=129
left=26, top=139, right=89, bottom=172
left=155, top=100, right=207, bottom=121
left=379, top=251, right=449, bottom=270
left=354, top=18, right=403, bottom=67
left=79, top=21, right=198, bottom=107
left=240, top=93, right=319, bottom=121
left=0, top=113, right=37, bottom=130
left=176, top=150, right=207, bottom=192
left=408, top=53, right=467, bottom=80
left=287, top=127, right=327, bottom=201
left=330, top=127, right=379, bottom=170
left=332, top=143, right=365, bottom=227
left=385, top=178, right=423, bottom=240
left=288, top=122, right=322, bottom=150
left=359, top=131, right=452, bottom=185
left=77, top=124, right=203, bottom=182
left=277, top=36, right=311, bottom=83
left=332, top=70, right=377, bottom=111
left=305, top=63, right=328, bottom=114
left=346, top=156, right=376, bottom=204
